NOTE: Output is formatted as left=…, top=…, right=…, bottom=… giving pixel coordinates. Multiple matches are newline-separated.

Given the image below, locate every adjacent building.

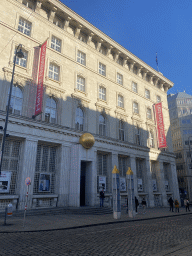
left=0, top=0, right=179, bottom=211
left=168, top=92, right=192, bottom=201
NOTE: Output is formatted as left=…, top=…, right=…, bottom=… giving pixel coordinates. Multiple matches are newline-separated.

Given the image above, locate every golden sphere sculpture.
left=79, top=133, right=95, bottom=149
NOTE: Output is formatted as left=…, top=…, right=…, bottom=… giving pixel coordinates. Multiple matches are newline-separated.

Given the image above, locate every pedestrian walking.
left=174, top=199, right=179, bottom=213
left=135, top=197, right=139, bottom=214
left=168, top=197, right=174, bottom=212
left=100, top=189, right=105, bottom=207
left=142, top=198, right=146, bottom=214
left=184, top=198, right=190, bottom=212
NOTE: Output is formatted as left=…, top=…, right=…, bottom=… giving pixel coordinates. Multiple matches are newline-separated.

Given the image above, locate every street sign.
left=25, top=177, right=31, bottom=186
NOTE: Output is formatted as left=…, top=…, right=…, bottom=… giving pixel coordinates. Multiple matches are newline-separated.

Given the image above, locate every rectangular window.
left=147, top=108, right=152, bottom=119
left=145, top=89, right=150, bottom=99
left=157, top=95, right=161, bottom=103
left=97, top=154, right=108, bottom=192
left=118, top=95, right=124, bottom=108
left=49, top=63, right=59, bottom=81
left=99, top=63, right=106, bottom=76
left=51, top=36, right=61, bottom=52
left=132, top=82, right=138, bottom=93
left=117, top=73, right=123, bottom=85
left=15, top=49, right=28, bottom=68
left=133, top=102, right=139, bottom=114
left=34, top=145, right=57, bottom=194
left=77, top=51, right=86, bottom=65
left=99, top=86, right=106, bottom=101
left=18, top=17, right=31, bottom=36
left=118, top=156, right=128, bottom=178
left=77, top=76, right=85, bottom=92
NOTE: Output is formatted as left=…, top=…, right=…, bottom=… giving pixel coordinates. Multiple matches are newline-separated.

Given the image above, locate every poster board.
left=152, top=179, right=157, bottom=191
left=137, top=178, right=143, bottom=191
left=0, top=171, right=11, bottom=193
left=98, top=176, right=106, bottom=191
left=39, top=173, right=51, bottom=192
left=120, top=177, right=126, bottom=191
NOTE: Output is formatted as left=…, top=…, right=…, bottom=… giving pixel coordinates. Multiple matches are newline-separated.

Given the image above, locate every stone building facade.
left=0, top=0, right=179, bottom=211
left=168, top=92, right=192, bottom=201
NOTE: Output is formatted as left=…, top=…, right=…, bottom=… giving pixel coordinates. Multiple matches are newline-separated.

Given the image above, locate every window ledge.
left=74, top=88, right=87, bottom=96
left=32, top=194, right=58, bottom=199
left=46, top=77, right=60, bottom=84
left=97, top=98, right=107, bottom=104
left=116, top=106, right=125, bottom=111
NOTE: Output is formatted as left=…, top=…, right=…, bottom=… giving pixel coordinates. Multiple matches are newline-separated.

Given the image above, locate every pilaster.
left=145, top=158, right=154, bottom=207
left=129, top=156, right=137, bottom=197
left=157, top=161, right=168, bottom=206
left=17, top=139, right=38, bottom=210
left=64, top=17, right=71, bottom=32
left=87, top=32, right=94, bottom=45
left=75, top=24, right=83, bottom=38
left=49, top=6, right=57, bottom=23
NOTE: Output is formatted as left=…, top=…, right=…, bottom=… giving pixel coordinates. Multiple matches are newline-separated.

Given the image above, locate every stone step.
left=0, top=206, right=113, bottom=218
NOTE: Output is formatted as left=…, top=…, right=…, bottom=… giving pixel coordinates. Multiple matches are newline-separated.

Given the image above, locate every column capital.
left=49, top=7, right=57, bottom=22
left=87, top=32, right=94, bottom=45
left=96, top=39, right=104, bottom=51
left=106, top=45, right=113, bottom=56
left=64, top=16, right=71, bottom=31
left=75, top=24, right=83, bottom=38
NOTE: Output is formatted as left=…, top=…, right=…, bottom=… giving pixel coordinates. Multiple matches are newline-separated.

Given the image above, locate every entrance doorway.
left=80, top=161, right=86, bottom=206
left=80, top=161, right=92, bottom=206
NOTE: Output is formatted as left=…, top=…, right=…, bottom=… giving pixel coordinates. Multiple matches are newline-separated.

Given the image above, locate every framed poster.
left=39, top=173, right=51, bottom=192
left=152, top=179, right=157, bottom=191
left=137, top=178, right=143, bottom=191
left=164, top=180, right=169, bottom=191
left=120, top=177, right=126, bottom=191
left=0, top=171, right=11, bottom=193
left=98, top=176, right=106, bottom=191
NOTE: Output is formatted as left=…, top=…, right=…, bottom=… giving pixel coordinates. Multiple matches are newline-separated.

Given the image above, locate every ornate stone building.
left=0, top=0, right=179, bottom=211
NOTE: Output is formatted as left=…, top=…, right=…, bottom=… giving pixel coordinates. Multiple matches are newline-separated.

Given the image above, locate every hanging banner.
left=154, top=102, right=167, bottom=148
left=34, top=41, right=47, bottom=116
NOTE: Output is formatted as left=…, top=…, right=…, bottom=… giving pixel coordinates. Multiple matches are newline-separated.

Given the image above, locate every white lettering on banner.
left=154, top=102, right=167, bottom=148
left=34, top=41, right=47, bottom=116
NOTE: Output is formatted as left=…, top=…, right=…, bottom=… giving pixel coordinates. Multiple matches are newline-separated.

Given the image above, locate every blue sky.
left=61, top=0, right=192, bottom=95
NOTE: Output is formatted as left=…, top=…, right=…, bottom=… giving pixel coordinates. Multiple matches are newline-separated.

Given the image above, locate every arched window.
left=75, top=107, right=84, bottom=131
left=99, top=115, right=106, bottom=136
left=45, top=97, right=57, bottom=123
left=119, top=120, right=124, bottom=141
left=7, top=86, right=23, bottom=115
left=149, top=130, right=154, bottom=148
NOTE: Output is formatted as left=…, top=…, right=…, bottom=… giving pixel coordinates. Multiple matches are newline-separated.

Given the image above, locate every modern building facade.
left=168, top=92, right=192, bottom=201
left=0, top=0, right=179, bottom=211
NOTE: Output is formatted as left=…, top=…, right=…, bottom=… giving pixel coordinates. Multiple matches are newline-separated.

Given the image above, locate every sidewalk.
left=0, top=207, right=191, bottom=233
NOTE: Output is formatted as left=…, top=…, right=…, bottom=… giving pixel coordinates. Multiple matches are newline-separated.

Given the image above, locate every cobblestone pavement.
left=1, top=213, right=192, bottom=255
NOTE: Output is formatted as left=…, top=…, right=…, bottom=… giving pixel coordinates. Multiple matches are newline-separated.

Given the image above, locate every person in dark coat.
left=100, top=189, right=105, bottom=207
left=141, top=198, right=146, bottom=214
left=168, top=197, right=174, bottom=212
left=135, top=197, right=139, bottom=213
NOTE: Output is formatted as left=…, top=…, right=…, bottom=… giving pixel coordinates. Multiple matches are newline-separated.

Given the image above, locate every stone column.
left=142, top=70, right=147, bottom=80
left=64, top=17, right=71, bottom=32
left=129, top=156, right=137, bottom=197
left=49, top=6, right=57, bottom=22
left=170, top=162, right=180, bottom=201
left=114, top=51, right=120, bottom=62
left=106, top=45, right=113, bottom=57
left=57, top=145, right=71, bottom=207
left=96, top=39, right=103, bottom=51
left=145, top=158, right=154, bottom=207
left=137, top=66, right=142, bottom=77
left=75, top=24, right=82, bottom=38
left=129, top=61, right=135, bottom=72
left=157, top=161, right=168, bottom=206
left=69, top=144, right=80, bottom=207
left=35, top=1, right=43, bottom=14
left=123, top=57, right=128, bottom=67
left=17, top=139, right=38, bottom=210
left=87, top=32, right=94, bottom=45
left=163, top=84, right=169, bottom=93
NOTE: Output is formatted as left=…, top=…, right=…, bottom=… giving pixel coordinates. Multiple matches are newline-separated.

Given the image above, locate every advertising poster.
left=98, top=176, right=106, bottom=191
left=39, top=173, right=50, bottom=192
left=152, top=179, right=157, bottom=191
left=0, top=171, right=11, bottom=193
left=137, top=178, right=143, bottom=191
left=120, top=177, right=126, bottom=191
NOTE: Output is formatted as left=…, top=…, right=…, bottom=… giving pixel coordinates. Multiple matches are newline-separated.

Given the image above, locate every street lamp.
left=0, top=44, right=24, bottom=175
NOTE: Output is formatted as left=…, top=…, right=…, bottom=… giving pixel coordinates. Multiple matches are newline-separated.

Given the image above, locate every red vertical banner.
left=34, top=41, right=47, bottom=116
left=154, top=102, right=167, bottom=148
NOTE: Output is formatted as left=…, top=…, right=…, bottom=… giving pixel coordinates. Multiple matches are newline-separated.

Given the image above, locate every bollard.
left=4, top=203, right=13, bottom=225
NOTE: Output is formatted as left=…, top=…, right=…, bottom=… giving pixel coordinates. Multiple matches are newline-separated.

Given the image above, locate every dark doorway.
left=80, top=161, right=86, bottom=206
